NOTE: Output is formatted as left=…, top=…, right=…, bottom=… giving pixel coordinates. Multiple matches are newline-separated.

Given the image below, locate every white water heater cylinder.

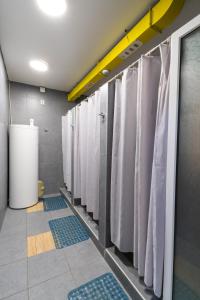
left=9, top=124, right=39, bottom=209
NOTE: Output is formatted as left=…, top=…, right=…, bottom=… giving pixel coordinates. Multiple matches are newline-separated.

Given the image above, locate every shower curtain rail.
left=107, top=37, right=170, bottom=84
left=82, top=37, right=170, bottom=101
left=145, top=37, right=170, bottom=57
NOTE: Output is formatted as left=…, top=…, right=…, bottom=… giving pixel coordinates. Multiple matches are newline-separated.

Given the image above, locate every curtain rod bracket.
left=149, top=7, right=162, bottom=34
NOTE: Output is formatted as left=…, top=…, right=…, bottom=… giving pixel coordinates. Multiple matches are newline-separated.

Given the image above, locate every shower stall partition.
left=164, top=14, right=200, bottom=300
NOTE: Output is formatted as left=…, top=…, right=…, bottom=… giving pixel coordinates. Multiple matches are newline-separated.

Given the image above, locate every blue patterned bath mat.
left=43, top=196, right=68, bottom=211
left=68, top=273, right=129, bottom=300
left=49, top=216, right=89, bottom=248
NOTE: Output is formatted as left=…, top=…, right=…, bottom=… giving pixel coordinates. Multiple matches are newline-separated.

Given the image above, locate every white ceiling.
left=0, top=0, right=155, bottom=92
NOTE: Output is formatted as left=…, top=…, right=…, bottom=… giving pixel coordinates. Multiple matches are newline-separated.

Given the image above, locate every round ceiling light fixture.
left=101, top=69, right=110, bottom=76
left=36, top=0, right=67, bottom=17
left=30, top=59, right=48, bottom=72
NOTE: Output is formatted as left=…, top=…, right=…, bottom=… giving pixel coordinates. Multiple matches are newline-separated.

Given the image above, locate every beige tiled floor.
left=27, top=202, right=44, bottom=213
left=27, top=232, right=55, bottom=257
left=0, top=200, right=128, bottom=300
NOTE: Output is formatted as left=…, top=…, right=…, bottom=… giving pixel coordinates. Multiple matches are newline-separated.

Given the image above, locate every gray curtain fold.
left=78, top=90, right=101, bottom=219
left=73, top=106, right=81, bottom=198
left=79, top=101, right=88, bottom=205
left=62, top=115, right=67, bottom=185
left=85, top=95, right=96, bottom=210
left=86, top=92, right=100, bottom=220
left=110, top=67, right=138, bottom=252
left=144, top=43, right=170, bottom=298
left=134, top=55, right=161, bottom=276
left=66, top=110, right=72, bottom=192
left=62, top=111, right=72, bottom=191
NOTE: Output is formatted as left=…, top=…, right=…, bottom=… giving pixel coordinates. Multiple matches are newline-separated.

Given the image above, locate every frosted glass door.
left=173, top=27, right=200, bottom=300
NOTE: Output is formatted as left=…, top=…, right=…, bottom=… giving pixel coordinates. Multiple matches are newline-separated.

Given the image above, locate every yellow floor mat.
left=27, top=202, right=44, bottom=213
left=27, top=231, right=55, bottom=257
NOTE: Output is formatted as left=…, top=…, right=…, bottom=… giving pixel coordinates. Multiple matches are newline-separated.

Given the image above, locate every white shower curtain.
left=73, top=105, right=81, bottom=198
left=144, top=44, right=170, bottom=298
left=62, top=111, right=73, bottom=191
left=66, top=110, right=72, bottom=192
left=93, top=91, right=100, bottom=220
left=134, top=55, right=161, bottom=275
left=79, top=101, right=88, bottom=205
left=85, top=92, right=100, bottom=220
left=86, top=95, right=96, bottom=211
left=111, top=67, right=138, bottom=252
left=62, top=115, right=67, bottom=185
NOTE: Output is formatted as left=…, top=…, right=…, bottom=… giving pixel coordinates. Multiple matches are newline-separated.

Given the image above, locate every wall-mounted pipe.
left=68, top=0, right=184, bottom=102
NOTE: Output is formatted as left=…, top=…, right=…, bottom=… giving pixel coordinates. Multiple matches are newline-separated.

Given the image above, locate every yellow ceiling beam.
left=68, top=0, right=184, bottom=101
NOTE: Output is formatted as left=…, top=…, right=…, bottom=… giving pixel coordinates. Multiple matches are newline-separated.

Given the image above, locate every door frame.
left=163, top=14, right=200, bottom=300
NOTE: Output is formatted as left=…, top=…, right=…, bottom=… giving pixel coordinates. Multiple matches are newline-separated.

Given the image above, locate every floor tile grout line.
left=61, top=250, right=74, bottom=275
left=0, top=231, right=27, bottom=238
left=61, top=250, right=75, bottom=280
left=28, top=270, right=70, bottom=290
left=0, top=257, right=27, bottom=269
left=65, top=257, right=81, bottom=286
left=0, top=228, right=27, bottom=239
left=1, top=288, right=28, bottom=300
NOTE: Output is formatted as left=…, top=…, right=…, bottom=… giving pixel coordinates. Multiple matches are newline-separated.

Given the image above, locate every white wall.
left=0, top=49, right=9, bottom=228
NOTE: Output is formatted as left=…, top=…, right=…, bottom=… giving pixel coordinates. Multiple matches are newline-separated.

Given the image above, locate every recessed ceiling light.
left=36, top=0, right=67, bottom=17
left=30, top=59, right=48, bottom=72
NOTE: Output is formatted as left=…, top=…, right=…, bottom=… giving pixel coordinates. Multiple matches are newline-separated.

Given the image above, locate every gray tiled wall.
left=0, top=50, right=9, bottom=229
left=10, top=82, right=75, bottom=195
